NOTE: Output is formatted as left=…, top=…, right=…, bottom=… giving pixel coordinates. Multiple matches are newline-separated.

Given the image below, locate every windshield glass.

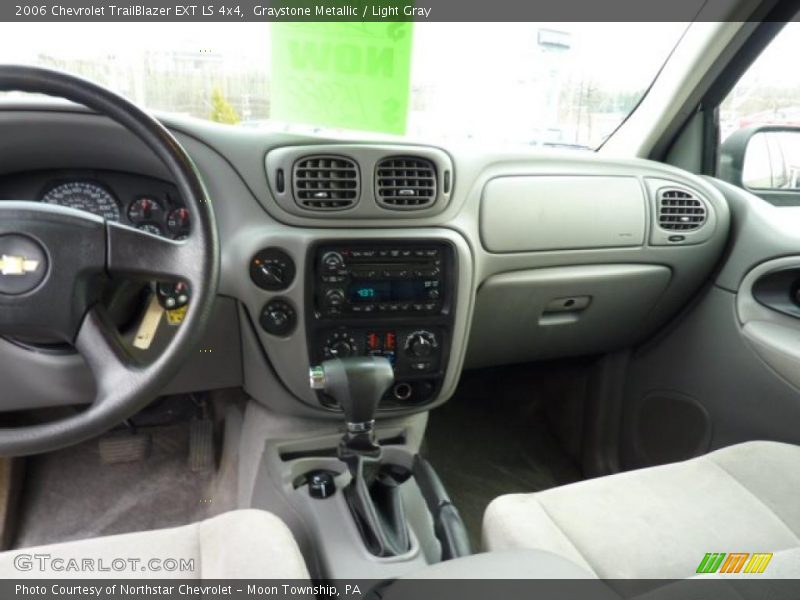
left=2, top=22, right=687, bottom=149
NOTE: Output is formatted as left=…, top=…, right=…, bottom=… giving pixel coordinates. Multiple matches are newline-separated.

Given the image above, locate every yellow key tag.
left=166, top=305, right=188, bottom=326
left=134, top=295, right=164, bottom=350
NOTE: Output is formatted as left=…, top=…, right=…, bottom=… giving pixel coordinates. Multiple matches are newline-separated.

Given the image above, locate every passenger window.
left=719, top=23, right=800, bottom=203
left=721, top=23, right=800, bottom=145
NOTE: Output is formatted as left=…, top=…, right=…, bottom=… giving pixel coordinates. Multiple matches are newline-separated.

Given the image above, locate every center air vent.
left=657, top=188, right=707, bottom=231
left=376, top=156, right=437, bottom=209
left=293, top=156, right=359, bottom=210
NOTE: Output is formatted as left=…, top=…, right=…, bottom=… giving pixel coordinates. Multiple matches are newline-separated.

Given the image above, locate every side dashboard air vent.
left=293, top=156, right=359, bottom=210
left=657, top=188, right=707, bottom=231
left=375, top=156, right=437, bottom=209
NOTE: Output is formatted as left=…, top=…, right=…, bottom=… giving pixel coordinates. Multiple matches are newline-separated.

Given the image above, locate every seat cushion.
left=483, top=441, right=800, bottom=580
left=0, top=509, right=309, bottom=579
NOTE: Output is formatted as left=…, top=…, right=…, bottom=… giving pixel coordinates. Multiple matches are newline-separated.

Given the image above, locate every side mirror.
left=719, top=125, right=800, bottom=204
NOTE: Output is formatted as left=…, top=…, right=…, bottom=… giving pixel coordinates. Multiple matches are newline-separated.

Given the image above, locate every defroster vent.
left=376, top=156, right=437, bottom=209
left=293, top=156, right=359, bottom=210
left=657, top=188, right=707, bottom=231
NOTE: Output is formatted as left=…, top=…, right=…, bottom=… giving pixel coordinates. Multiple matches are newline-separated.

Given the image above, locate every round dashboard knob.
left=259, top=298, right=296, bottom=337
left=250, top=248, right=295, bottom=291
left=324, top=288, right=345, bottom=308
left=321, top=251, right=344, bottom=271
left=329, top=340, right=353, bottom=358
left=258, top=263, right=285, bottom=286
left=407, top=331, right=436, bottom=358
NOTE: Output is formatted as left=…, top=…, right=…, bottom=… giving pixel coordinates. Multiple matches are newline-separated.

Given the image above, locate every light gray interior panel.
left=735, top=256, right=800, bottom=393
left=621, top=182, right=800, bottom=470
left=467, top=265, right=672, bottom=368
left=225, top=227, right=475, bottom=415
left=480, top=175, right=646, bottom=252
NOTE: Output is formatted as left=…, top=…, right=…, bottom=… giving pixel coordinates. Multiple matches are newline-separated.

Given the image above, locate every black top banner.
left=0, top=0, right=794, bottom=22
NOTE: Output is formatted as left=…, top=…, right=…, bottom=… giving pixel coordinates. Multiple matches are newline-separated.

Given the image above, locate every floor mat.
left=423, top=362, right=587, bottom=550
left=14, top=422, right=224, bottom=549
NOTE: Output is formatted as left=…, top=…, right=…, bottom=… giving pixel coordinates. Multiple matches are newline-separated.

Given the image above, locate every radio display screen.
left=348, top=280, right=433, bottom=303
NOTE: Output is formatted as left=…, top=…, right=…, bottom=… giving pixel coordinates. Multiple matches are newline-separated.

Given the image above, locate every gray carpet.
left=14, top=422, right=231, bottom=549
left=423, top=362, right=587, bottom=550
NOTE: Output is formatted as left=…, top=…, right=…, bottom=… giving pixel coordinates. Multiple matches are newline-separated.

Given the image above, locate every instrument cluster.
left=0, top=170, right=189, bottom=240
left=41, top=179, right=189, bottom=239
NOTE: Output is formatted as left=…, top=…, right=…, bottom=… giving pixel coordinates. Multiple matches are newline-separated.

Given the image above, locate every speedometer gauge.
left=41, top=181, right=121, bottom=221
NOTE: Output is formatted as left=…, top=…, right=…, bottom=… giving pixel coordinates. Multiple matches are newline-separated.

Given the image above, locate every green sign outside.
left=270, top=22, right=414, bottom=135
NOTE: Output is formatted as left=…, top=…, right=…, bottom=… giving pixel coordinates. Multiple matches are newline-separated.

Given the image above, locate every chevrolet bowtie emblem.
left=0, top=255, right=40, bottom=276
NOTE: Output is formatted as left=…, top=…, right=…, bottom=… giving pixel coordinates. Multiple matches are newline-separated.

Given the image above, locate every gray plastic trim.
left=480, top=175, right=646, bottom=252
left=736, top=256, right=800, bottom=393
left=227, top=227, right=474, bottom=415
left=467, top=264, right=672, bottom=368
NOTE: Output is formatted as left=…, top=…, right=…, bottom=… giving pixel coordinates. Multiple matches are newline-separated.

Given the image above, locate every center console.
left=306, top=240, right=457, bottom=411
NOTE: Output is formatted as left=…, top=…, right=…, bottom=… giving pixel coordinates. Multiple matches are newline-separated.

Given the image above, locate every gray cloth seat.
left=483, top=441, right=800, bottom=579
left=0, top=509, right=309, bottom=579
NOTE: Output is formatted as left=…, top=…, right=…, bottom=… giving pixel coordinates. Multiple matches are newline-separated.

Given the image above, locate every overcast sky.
left=1, top=22, right=687, bottom=87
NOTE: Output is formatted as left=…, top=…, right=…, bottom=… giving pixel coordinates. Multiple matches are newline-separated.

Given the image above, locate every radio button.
left=410, top=361, right=433, bottom=372
left=324, top=289, right=345, bottom=309
left=322, top=251, right=345, bottom=271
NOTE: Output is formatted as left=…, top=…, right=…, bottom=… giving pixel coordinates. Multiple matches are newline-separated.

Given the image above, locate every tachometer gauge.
left=128, top=196, right=164, bottom=223
left=42, top=181, right=120, bottom=221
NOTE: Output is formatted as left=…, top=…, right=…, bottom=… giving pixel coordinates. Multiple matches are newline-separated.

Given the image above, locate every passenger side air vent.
left=293, top=156, right=359, bottom=210
left=375, top=156, right=437, bottom=209
left=657, top=188, right=707, bottom=231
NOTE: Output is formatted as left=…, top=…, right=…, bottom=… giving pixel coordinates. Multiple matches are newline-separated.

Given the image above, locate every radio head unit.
left=313, top=243, right=448, bottom=317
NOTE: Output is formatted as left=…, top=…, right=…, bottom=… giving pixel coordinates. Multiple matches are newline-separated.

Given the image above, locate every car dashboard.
left=0, top=106, right=732, bottom=418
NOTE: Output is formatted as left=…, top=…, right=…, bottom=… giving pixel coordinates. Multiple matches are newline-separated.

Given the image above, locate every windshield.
left=2, top=22, right=687, bottom=149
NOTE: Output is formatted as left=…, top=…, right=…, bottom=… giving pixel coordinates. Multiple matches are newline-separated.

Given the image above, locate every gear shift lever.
left=309, top=356, right=411, bottom=557
left=309, top=356, right=394, bottom=436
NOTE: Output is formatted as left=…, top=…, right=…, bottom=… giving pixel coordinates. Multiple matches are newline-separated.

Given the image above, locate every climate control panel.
left=307, top=240, right=455, bottom=410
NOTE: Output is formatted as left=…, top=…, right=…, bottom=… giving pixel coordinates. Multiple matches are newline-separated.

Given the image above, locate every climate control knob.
left=405, top=331, right=437, bottom=358
left=323, top=331, right=358, bottom=359
left=329, top=340, right=354, bottom=358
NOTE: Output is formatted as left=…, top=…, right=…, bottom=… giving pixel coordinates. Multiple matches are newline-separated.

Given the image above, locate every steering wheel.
left=0, top=66, right=219, bottom=456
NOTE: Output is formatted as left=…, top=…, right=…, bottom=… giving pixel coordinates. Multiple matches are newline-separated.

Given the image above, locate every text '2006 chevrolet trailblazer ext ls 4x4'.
left=0, top=1, right=798, bottom=598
